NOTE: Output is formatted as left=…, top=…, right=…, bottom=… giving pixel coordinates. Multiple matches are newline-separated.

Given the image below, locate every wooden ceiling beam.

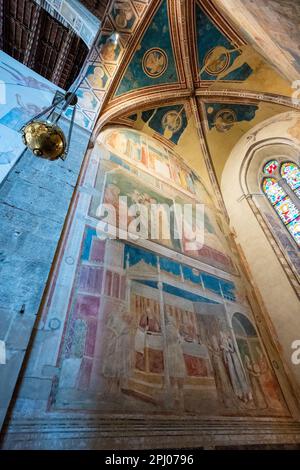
left=1, top=0, right=88, bottom=90
left=23, top=2, right=42, bottom=67
left=51, top=29, right=74, bottom=88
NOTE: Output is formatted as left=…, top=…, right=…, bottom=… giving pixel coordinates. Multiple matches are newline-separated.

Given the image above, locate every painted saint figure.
left=220, top=331, right=252, bottom=403
left=134, top=306, right=162, bottom=374
left=207, top=334, right=236, bottom=409
left=102, top=306, right=134, bottom=396
left=165, top=313, right=186, bottom=411
left=244, top=354, right=268, bottom=409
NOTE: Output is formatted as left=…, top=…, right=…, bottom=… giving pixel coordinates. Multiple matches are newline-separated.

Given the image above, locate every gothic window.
left=262, top=160, right=300, bottom=246
left=281, top=162, right=300, bottom=199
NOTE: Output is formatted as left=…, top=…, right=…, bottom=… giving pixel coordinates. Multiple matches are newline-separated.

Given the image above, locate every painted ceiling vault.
left=79, top=0, right=300, bottom=191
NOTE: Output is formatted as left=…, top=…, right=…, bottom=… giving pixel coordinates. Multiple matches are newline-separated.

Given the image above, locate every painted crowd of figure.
left=98, top=297, right=285, bottom=415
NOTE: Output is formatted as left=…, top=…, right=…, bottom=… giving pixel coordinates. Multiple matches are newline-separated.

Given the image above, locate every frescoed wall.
left=243, top=0, right=300, bottom=73
left=193, top=1, right=293, bottom=97
left=4, top=127, right=290, bottom=435
left=2, top=0, right=300, bottom=450
left=140, top=105, right=188, bottom=144
left=91, top=128, right=235, bottom=272
left=264, top=212, right=300, bottom=274
left=51, top=231, right=286, bottom=416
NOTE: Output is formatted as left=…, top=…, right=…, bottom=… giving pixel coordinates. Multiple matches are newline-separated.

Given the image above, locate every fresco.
left=98, top=34, right=122, bottom=63
left=50, top=227, right=287, bottom=416
left=195, top=2, right=253, bottom=82
left=173, top=194, right=234, bottom=271
left=0, top=58, right=57, bottom=131
left=289, top=118, right=300, bottom=142
left=85, top=65, right=109, bottom=91
left=140, top=105, right=188, bottom=144
left=102, top=128, right=205, bottom=196
left=205, top=103, right=259, bottom=132
left=109, top=1, right=138, bottom=32
left=261, top=159, right=300, bottom=247
left=232, top=313, right=286, bottom=411
left=201, top=99, right=296, bottom=187
left=115, top=0, right=178, bottom=96
left=0, top=50, right=97, bottom=181
left=89, top=128, right=235, bottom=273
left=98, top=168, right=181, bottom=251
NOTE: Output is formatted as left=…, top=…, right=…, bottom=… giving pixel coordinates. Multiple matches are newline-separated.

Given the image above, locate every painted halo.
left=161, top=110, right=183, bottom=133
left=204, top=46, right=230, bottom=75
left=214, top=108, right=237, bottom=132
left=142, top=48, right=168, bottom=78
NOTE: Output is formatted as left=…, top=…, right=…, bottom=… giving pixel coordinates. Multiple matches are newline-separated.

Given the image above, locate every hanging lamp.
left=21, top=32, right=119, bottom=162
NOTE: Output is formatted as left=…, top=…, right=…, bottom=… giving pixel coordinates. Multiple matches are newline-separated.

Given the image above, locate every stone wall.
left=0, top=119, right=90, bottom=430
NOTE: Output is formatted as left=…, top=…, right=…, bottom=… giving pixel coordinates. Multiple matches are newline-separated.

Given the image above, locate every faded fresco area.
left=242, top=0, right=300, bottom=73
left=214, top=0, right=300, bottom=83
left=90, top=129, right=235, bottom=273
left=0, top=52, right=59, bottom=183
left=51, top=232, right=287, bottom=416
left=0, top=51, right=92, bottom=183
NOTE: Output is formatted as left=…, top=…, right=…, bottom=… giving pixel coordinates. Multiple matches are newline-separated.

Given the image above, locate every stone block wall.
left=0, top=120, right=90, bottom=429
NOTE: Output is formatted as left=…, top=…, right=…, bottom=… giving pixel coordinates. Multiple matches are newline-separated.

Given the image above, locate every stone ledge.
left=2, top=416, right=300, bottom=450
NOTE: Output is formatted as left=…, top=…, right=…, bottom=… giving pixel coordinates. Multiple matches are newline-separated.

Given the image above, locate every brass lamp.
left=21, top=92, right=78, bottom=161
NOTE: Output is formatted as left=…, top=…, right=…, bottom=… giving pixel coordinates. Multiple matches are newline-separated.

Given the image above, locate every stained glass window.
left=281, top=162, right=300, bottom=196
left=262, top=178, right=286, bottom=205
left=262, top=172, right=300, bottom=246
left=275, top=197, right=298, bottom=224
left=263, top=160, right=279, bottom=175
left=287, top=217, right=300, bottom=246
